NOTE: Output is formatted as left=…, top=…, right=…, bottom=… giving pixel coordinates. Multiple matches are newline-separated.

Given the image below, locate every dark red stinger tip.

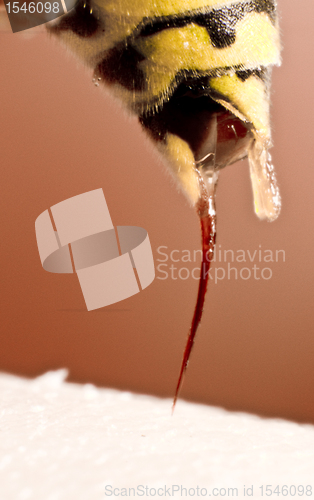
left=172, top=190, right=216, bottom=412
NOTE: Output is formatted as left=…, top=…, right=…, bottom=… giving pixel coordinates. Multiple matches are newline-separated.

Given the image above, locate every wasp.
left=1, top=0, right=281, bottom=407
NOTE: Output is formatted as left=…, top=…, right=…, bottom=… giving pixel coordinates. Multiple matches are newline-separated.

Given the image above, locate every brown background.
left=1, top=2, right=314, bottom=423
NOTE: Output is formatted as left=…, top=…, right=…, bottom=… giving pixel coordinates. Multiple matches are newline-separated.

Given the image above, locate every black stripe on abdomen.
left=140, top=0, right=276, bottom=49
left=235, top=67, right=268, bottom=82
left=95, top=43, right=147, bottom=91
left=51, top=0, right=101, bottom=37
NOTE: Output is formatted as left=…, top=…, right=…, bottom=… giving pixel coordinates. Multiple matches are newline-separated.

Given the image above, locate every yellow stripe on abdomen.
left=130, top=13, right=279, bottom=105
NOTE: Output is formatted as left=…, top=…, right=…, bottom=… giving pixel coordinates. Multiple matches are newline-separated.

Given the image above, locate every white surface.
left=0, top=370, right=313, bottom=500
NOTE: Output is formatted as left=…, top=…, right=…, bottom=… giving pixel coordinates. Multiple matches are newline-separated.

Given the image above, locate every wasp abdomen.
left=50, top=0, right=101, bottom=37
